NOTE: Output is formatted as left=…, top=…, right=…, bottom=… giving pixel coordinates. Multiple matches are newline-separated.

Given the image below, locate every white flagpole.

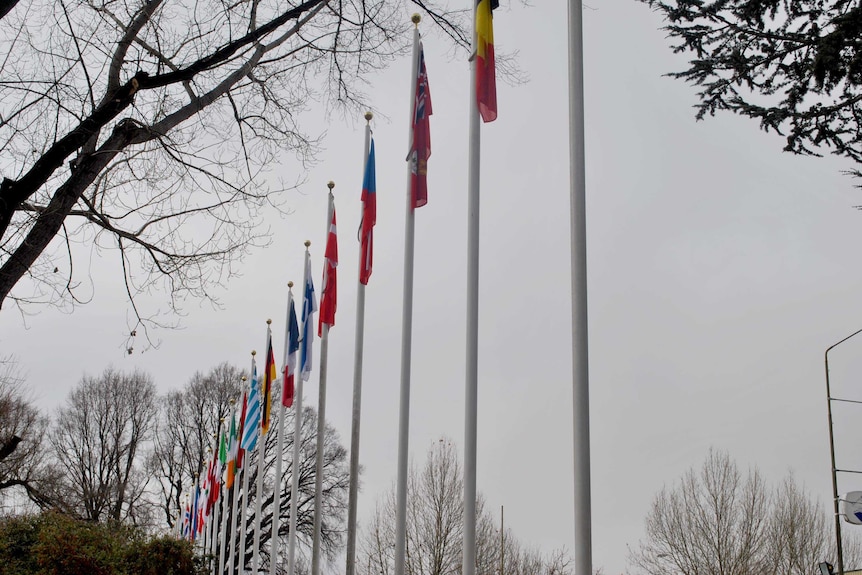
left=252, top=350, right=266, bottom=575
left=219, top=405, right=235, bottom=575
left=238, top=454, right=251, bottom=574
left=288, top=242, right=311, bottom=575
left=568, top=1, right=592, bottom=574
left=229, top=380, right=247, bottom=574
left=210, top=433, right=221, bottom=575
left=203, top=447, right=214, bottom=564
left=394, top=19, right=422, bottom=575
left=271, top=315, right=289, bottom=575
left=238, top=375, right=252, bottom=574
left=312, top=185, right=335, bottom=575
left=344, top=112, right=373, bottom=575
left=463, top=0, right=481, bottom=574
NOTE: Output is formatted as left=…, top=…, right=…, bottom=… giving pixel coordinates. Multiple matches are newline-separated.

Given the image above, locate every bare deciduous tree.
left=359, top=439, right=572, bottom=575
left=150, top=361, right=244, bottom=527
left=0, top=0, right=469, bottom=331
left=629, top=449, right=862, bottom=575
left=0, top=355, right=54, bottom=509
left=50, top=367, right=157, bottom=523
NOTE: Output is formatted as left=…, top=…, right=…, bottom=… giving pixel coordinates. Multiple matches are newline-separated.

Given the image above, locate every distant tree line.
left=0, top=358, right=349, bottom=571
left=1, top=359, right=577, bottom=574
left=629, top=449, right=862, bottom=575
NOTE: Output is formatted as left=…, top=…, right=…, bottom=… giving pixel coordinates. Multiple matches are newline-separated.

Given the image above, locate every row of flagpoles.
left=180, top=1, right=594, bottom=573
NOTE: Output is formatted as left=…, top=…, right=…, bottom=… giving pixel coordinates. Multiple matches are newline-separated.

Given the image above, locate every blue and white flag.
left=240, top=360, right=260, bottom=451
left=300, top=249, right=317, bottom=381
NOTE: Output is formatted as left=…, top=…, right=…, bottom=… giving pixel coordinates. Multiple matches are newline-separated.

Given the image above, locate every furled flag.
left=225, top=412, right=238, bottom=490
left=319, top=199, right=338, bottom=334
left=410, top=42, right=432, bottom=208
left=182, top=502, right=191, bottom=540
left=283, top=289, right=299, bottom=407
left=301, top=249, right=318, bottom=381
left=359, top=140, right=376, bottom=285
left=218, top=429, right=228, bottom=482
left=236, top=385, right=248, bottom=469
left=190, top=485, right=200, bottom=541
left=241, top=360, right=260, bottom=452
left=199, top=466, right=210, bottom=519
left=205, top=455, right=216, bottom=515
left=475, top=0, right=498, bottom=122
left=261, top=326, right=278, bottom=435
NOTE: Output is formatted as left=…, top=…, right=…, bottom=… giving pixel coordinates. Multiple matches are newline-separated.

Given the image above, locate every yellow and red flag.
left=261, top=326, right=278, bottom=434
left=475, top=0, right=498, bottom=122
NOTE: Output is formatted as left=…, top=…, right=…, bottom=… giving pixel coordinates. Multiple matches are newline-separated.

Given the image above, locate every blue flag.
left=300, top=249, right=317, bottom=381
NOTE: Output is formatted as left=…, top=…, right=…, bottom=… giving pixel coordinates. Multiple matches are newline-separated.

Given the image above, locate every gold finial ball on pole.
left=304, top=240, right=311, bottom=248
left=230, top=398, right=236, bottom=406
left=251, top=350, right=257, bottom=356
left=266, top=318, right=272, bottom=325
left=241, top=376, right=247, bottom=382
left=288, top=281, right=294, bottom=288
left=327, top=181, right=335, bottom=191
left=411, top=13, right=421, bottom=25
left=364, top=111, right=373, bottom=122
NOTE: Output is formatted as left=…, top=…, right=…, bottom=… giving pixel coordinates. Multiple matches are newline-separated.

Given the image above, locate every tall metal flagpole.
left=239, top=375, right=252, bottom=574
left=219, top=407, right=234, bottom=575
left=345, top=113, right=373, bottom=575
left=271, top=315, right=288, bottom=575
left=568, top=2, right=592, bottom=574
left=252, top=350, right=266, bottom=575
left=312, top=183, right=335, bottom=575
left=394, top=18, right=422, bottom=575
left=463, top=0, right=481, bottom=573
left=229, top=383, right=245, bottom=574
left=288, top=242, right=311, bottom=575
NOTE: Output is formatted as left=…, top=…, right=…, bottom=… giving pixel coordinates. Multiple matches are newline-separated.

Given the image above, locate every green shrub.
left=0, top=512, right=202, bottom=575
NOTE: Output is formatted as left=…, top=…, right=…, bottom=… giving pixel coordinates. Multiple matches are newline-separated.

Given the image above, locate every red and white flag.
left=410, top=41, right=432, bottom=208
left=282, top=289, right=299, bottom=408
left=319, top=198, right=337, bottom=335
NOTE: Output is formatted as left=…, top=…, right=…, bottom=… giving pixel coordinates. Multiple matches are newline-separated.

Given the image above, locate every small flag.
left=225, top=412, right=238, bottom=489
left=301, top=249, right=318, bottom=381
left=236, top=386, right=248, bottom=469
left=283, top=289, right=300, bottom=407
left=190, top=486, right=199, bottom=541
left=262, top=327, right=278, bottom=435
left=475, top=0, right=498, bottom=122
left=319, top=199, right=338, bottom=334
left=183, top=504, right=192, bottom=539
left=218, top=433, right=227, bottom=471
left=410, top=42, right=432, bottom=208
left=241, top=360, right=260, bottom=451
left=359, top=140, right=376, bottom=285
left=205, top=456, right=216, bottom=515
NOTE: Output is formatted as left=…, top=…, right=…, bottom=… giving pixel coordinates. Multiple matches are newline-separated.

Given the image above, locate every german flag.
left=476, top=0, right=498, bottom=122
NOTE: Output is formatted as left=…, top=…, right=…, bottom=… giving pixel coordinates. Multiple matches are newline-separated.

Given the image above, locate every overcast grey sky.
left=6, top=2, right=862, bottom=574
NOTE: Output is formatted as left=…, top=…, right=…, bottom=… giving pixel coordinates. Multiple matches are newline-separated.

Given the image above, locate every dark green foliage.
left=640, top=0, right=862, bottom=165
left=0, top=512, right=204, bottom=575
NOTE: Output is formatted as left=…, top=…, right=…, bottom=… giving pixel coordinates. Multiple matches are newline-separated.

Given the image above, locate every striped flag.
left=319, top=197, right=338, bottom=334
left=359, top=140, right=376, bottom=285
left=410, top=41, right=432, bottom=208
left=283, top=289, right=300, bottom=407
left=475, top=0, right=498, bottom=122
left=301, top=249, right=317, bottom=381
left=261, top=327, right=278, bottom=434
left=241, top=360, right=260, bottom=451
